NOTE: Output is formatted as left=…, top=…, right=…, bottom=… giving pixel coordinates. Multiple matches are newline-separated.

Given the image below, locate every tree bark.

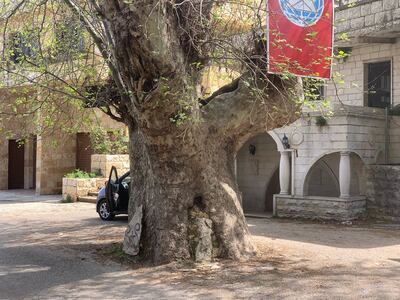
left=128, top=120, right=256, bottom=264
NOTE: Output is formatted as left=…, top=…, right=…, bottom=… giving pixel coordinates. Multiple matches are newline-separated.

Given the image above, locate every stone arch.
left=303, top=151, right=366, bottom=197
left=236, top=132, right=281, bottom=213
left=267, top=130, right=285, bottom=152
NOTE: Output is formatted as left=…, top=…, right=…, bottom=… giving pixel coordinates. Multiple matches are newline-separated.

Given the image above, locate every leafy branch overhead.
left=0, top=0, right=300, bottom=134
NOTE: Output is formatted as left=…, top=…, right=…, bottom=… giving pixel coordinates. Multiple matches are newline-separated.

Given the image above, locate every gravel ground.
left=0, top=200, right=399, bottom=299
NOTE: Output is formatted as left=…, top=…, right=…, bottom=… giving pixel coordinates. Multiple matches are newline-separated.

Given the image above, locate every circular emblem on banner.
left=279, top=0, right=325, bottom=27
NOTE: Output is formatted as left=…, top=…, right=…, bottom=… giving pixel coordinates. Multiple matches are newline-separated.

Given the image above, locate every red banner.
left=268, top=0, right=334, bottom=79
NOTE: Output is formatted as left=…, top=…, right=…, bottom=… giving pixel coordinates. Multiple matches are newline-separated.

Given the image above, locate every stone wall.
left=62, top=177, right=106, bottom=202
left=325, top=41, right=400, bottom=107
left=36, top=133, right=76, bottom=195
left=91, top=154, right=130, bottom=178
left=23, top=138, right=35, bottom=189
left=335, top=0, right=400, bottom=42
left=366, top=165, right=400, bottom=220
left=389, top=117, right=400, bottom=164
left=0, top=139, right=8, bottom=189
left=274, top=195, right=367, bottom=221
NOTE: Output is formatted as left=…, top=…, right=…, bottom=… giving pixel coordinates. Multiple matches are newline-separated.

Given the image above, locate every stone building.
left=0, top=7, right=127, bottom=195
left=0, top=88, right=125, bottom=195
left=237, top=0, right=400, bottom=221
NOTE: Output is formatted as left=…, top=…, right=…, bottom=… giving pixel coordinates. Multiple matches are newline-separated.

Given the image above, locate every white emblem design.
left=279, top=0, right=325, bottom=27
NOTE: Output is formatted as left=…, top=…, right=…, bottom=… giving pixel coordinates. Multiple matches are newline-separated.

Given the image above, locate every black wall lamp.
left=249, top=144, right=256, bottom=155
left=282, top=134, right=290, bottom=149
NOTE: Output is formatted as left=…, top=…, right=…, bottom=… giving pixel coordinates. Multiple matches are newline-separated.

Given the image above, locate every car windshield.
left=122, top=176, right=131, bottom=184
left=119, top=171, right=130, bottom=183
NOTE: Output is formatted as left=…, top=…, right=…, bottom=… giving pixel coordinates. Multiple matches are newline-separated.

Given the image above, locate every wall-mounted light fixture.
left=282, top=134, right=290, bottom=149
left=249, top=144, right=256, bottom=155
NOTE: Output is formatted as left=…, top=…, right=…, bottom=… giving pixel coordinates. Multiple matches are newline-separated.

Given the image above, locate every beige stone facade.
left=0, top=141, right=8, bottom=190
left=0, top=88, right=127, bottom=195
left=62, top=177, right=106, bottom=202
left=91, top=154, right=130, bottom=178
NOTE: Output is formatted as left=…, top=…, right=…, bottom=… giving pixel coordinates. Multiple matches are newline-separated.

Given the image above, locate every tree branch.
left=202, top=74, right=301, bottom=145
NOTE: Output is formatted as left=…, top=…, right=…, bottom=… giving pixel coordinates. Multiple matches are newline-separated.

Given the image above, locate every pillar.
left=279, top=151, right=291, bottom=195
left=339, top=151, right=351, bottom=198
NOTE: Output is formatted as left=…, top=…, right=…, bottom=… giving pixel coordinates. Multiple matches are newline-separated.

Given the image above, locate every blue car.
left=96, top=166, right=130, bottom=220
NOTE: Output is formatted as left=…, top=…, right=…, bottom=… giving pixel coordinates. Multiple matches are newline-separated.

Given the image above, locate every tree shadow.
left=247, top=217, right=400, bottom=249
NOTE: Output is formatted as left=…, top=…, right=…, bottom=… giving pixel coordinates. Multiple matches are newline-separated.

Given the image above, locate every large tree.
left=1, top=0, right=300, bottom=263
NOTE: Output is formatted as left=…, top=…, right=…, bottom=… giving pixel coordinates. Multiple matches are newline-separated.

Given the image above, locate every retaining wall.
left=366, top=165, right=400, bottom=220
left=274, top=195, right=367, bottom=221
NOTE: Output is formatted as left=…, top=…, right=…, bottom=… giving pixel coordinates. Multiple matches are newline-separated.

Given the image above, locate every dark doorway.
left=76, top=133, right=93, bottom=173
left=365, top=61, right=391, bottom=108
left=32, top=136, right=37, bottom=189
left=265, top=168, right=280, bottom=212
left=8, top=140, right=25, bottom=189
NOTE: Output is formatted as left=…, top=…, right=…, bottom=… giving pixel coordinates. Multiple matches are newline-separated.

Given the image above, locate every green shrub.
left=61, top=194, right=73, bottom=203
left=90, top=128, right=129, bottom=154
left=390, top=105, right=400, bottom=116
left=64, top=169, right=98, bottom=178
left=315, top=116, right=328, bottom=127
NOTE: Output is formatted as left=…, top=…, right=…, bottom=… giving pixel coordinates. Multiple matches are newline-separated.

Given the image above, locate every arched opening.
left=236, top=133, right=280, bottom=214
left=303, top=152, right=366, bottom=197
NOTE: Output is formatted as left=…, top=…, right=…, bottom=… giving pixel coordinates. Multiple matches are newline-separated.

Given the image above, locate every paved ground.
left=0, top=190, right=61, bottom=202
left=0, top=197, right=400, bottom=299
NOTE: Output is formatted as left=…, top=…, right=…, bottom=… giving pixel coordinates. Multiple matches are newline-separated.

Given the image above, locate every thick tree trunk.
left=127, top=117, right=256, bottom=264
left=89, top=0, right=300, bottom=264
left=121, top=72, right=299, bottom=264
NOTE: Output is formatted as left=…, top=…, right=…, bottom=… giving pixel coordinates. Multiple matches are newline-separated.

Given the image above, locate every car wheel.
left=98, top=199, right=115, bottom=221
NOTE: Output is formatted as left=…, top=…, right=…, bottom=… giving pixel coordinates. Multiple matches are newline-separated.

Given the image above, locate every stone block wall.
left=36, top=133, right=76, bottom=195
left=23, top=138, right=35, bottom=189
left=0, top=139, right=8, bottom=189
left=91, top=154, right=130, bottom=177
left=327, top=1, right=400, bottom=108
left=325, top=41, right=400, bottom=107
left=389, top=118, right=400, bottom=164
left=62, top=177, right=106, bottom=202
left=274, top=195, right=367, bottom=221
left=366, top=165, right=400, bottom=220
left=335, top=0, right=400, bottom=40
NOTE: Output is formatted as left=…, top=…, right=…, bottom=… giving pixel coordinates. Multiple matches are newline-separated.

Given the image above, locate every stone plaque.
left=123, top=205, right=143, bottom=256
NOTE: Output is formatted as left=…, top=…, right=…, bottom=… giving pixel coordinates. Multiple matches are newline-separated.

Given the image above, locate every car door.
left=106, top=166, right=119, bottom=211
left=118, top=175, right=130, bottom=211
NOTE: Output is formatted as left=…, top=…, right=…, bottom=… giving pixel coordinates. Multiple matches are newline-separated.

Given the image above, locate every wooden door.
left=32, top=136, right=37, bottom=189
left=76, top=133, right=93, bottom=173
left=8, top=140, right=25, bottom=189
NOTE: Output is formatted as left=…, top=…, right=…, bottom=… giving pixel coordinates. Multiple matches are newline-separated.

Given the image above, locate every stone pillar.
left=339, top=151, right=351, bottom=198
left=279, top=151, right=291, bottom=195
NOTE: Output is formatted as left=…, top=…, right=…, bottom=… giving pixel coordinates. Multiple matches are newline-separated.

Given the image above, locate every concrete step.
left=88, top=191, right=99, bottom=197
left=77, top=196, right=97, bottom=204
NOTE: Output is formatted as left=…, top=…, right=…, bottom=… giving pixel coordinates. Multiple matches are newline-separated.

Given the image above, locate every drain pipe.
left=384, top=107, right=389, bottom=164
left=291, top=149, right=296, bottom=196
